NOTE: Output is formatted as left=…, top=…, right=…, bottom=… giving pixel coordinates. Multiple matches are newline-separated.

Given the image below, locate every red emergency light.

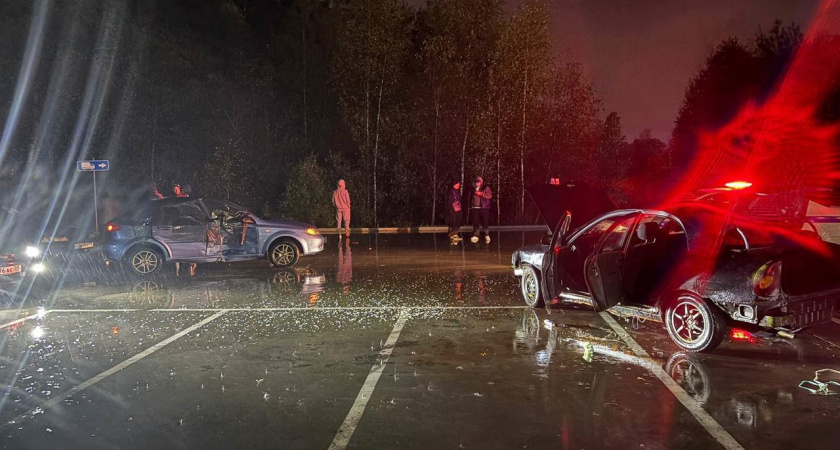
left=724, top=181, right=753, bottom=190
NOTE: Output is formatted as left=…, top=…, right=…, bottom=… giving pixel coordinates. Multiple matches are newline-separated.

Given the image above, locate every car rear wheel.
left=125, top=246, right=163, bottom=277
left=268, top=240, right=300, bottom=268
left=520, top=266, right=544, bottom=308
left=664, top=293, right=726, bottom=352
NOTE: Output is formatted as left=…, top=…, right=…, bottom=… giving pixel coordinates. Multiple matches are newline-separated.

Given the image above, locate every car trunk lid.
left=526, top=183, right=617, bottom=232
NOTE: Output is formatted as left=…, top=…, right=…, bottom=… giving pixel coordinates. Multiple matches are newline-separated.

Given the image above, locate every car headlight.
left=304, top=228, right=320, bottom=236
left=25, top=246, right=41, bottom=258
left=31, top=263, right=46, bottom=273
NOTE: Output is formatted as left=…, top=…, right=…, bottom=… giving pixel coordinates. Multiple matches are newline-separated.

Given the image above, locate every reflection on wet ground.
left=0, top=232, right=838, bottom=449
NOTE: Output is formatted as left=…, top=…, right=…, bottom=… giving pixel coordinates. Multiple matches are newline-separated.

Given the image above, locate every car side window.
left=154, top=206, right=179, bottom=226
left=572, top=218, right=616, bottom=256
left=601, top=216, right=637, bottom=252
left=154, top=202, right=207, bottom=226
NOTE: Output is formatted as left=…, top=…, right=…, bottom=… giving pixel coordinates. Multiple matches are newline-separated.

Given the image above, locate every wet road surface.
left=0, top=232, right=838, bottom=449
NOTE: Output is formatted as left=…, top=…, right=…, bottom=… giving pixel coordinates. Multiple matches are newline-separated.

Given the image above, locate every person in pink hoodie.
left=332, top=179, right=351, bottom=239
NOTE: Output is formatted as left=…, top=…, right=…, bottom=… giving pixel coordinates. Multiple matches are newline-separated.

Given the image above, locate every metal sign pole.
left=93, top=171, right=99, bottom=232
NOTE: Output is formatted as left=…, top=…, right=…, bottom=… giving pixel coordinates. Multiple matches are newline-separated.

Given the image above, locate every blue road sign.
left=76, top=160, right=110, bottom=171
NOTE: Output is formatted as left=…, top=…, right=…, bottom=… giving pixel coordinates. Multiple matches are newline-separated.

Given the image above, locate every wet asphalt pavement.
left=0, top=232, right=838, bottom=449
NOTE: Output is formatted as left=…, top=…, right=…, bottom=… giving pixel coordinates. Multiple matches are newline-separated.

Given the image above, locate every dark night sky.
left=507, top=0, right=821, bottom=140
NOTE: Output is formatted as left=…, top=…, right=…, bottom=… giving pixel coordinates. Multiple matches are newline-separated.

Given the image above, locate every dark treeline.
left=0, top=0, right=827, bottom=228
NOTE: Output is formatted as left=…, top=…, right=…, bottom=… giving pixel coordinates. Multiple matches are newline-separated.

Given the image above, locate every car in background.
left=0, top=205, right=46, bottom=286
left=512, top=182, right=840, bottom=352
left=102, top=197, right=325, bottom=276
left=1, top=201, right=102, bottom=282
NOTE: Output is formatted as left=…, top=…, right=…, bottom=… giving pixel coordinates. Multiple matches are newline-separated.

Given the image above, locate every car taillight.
left=106, top=223, right=121, bottom=232
left=753, top=261, right=781, bottom=297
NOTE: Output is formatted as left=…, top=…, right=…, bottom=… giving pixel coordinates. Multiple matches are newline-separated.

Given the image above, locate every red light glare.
left=106, top=223, right=120, bottom=232
left=724, top=181, right=753, bottom=190
left=730, top=328, right=758, bottom=344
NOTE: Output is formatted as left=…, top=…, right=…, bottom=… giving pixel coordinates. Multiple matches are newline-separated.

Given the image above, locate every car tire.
left=125, top=246, right=163, bottom=277
left=520, top=266, right=544, bottom=308
left=664, top=293, right=726, bottom=353
left=268, top=240, right=300, bottom=268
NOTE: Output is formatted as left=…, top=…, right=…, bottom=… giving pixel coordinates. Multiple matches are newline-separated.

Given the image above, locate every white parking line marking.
left=4, top=311, right=227, bottom=428
left=809, top=331, right=840, bottom=350
left=329, top=309, right=409, bottom=450
left=0, top=314, right=39, bottom=330
left=598, top=312, right=744, bottom=450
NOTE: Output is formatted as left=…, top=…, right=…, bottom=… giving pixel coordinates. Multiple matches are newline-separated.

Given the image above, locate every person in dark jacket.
left=447, top=179, right=463, bottom=244
left=469, top=176, right=492, bottom=244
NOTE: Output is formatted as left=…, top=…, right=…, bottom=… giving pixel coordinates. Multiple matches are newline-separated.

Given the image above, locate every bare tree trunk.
left=519, top=69, right=528, bottom=218
left=373, top=59, right=386, bottom=227
left=150, top=93, right=157, bottom=180
left=431, top=89, right=440, bottom=225
left=301, top=11, right=308, bottom=150
left=460, top=116, right=469, bottom=196
left=496, top=96, right=501, bottom=225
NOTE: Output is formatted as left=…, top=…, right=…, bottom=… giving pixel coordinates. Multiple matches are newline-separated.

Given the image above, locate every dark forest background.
left=0, top=0, right=825, bottom=227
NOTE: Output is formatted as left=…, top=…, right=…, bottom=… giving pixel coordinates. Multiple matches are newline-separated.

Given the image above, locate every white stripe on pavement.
left=329, top=309, right=409, bottom=450
left=598, top=312, right=744, bottom=450
left=0, top=313, right=39, bottom=330
left=4, top=310, right=227, bottom=428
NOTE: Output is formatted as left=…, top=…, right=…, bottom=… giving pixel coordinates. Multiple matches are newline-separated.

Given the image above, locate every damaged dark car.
left=512, top=182, right=840, bottom=352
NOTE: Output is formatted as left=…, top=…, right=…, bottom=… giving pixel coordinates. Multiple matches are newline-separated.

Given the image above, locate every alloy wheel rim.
left=523, top=271, right=538, bottom=305
left=273, top=244, right=295, bottom=265
left=132, top=250, right=158, bottom=274
left=672, top=300, right=706, bottom=344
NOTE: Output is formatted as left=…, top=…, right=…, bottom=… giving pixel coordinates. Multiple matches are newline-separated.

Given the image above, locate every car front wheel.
left=520, top=266, right=544, bottom=308
left=125, top=246, right=163, bottom=277
left=268, top=240, right=300, bottom=267
left=664, top=293, right=726, bottom=352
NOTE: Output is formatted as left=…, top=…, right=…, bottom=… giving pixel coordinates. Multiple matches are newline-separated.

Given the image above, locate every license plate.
left=0, top=265, right=22, bottom=275
left=74, top=242, right=94, bottom=250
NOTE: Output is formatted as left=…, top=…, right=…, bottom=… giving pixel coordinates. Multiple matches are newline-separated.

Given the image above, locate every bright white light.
left=25, top=246, right=41, bottom=258
left=31, top=263, right=45, bottom=273
left=36, top=306, right=46, bottom=319
left=31, top=326, right=45, bottom=339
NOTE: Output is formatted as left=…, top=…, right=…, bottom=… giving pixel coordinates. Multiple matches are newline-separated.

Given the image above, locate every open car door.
left=152, top=201, right=209, bottom=260
left=584, top=214, right=638, bottom=311
left=540, top=213, right=571, bottom=302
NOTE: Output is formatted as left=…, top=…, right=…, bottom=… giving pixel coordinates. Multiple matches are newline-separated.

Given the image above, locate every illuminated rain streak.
left=0, top=0, right=47, bottom=168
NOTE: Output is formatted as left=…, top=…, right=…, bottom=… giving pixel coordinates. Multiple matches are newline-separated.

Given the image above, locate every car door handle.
left=157, top=226, right=172, bottom=231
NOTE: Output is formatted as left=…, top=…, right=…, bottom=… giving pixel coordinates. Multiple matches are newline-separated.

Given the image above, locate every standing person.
left=447, top=179, right=463, bottom=244
left=469, top=176, right=492, bottom=244
left=332, top=179, right=351, bottom=239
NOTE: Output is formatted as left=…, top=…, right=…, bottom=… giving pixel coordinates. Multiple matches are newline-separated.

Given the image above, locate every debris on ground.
left=582, top=342, right=594, bottom=362
left=798, top=369, right=840, bottom=395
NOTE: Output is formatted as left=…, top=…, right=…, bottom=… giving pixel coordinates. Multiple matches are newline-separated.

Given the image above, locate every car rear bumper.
left=759, top=294, right=838, bottom=329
